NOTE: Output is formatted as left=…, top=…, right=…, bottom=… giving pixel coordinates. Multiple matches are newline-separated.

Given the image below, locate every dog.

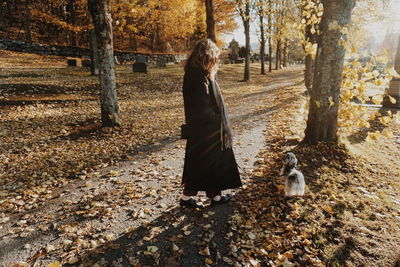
left=280, top=152, right=305, bottom=197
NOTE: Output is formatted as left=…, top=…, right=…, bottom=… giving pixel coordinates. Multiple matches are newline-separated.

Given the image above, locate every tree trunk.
left=88, top=0, right=120, bottom=127
left=283, top=41, right=287, bottom=67
left=275, top=39, right=280, bottom=70
left=67, top=0, right=77, bottom=46
left=132, top=33, right=137, bottom=51
left=89, top=29, right=100, bottom=75
left=304, top=24, right=318, bottom=93
left=205, top=0, right=216, bottom=43
left=243, top=15, right=250, bottom=81
left=24, top=0, right=31, bottom=42
left=259, top=9, right=266, bottom=75
left=268, top=0, right=272, bottom=72
left=304, top=0, right=356, bottom=144
left=237, top=0, right=251, bottom=81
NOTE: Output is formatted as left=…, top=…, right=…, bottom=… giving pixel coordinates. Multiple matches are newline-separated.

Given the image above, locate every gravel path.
left=0, top=66, right=303, bottom=266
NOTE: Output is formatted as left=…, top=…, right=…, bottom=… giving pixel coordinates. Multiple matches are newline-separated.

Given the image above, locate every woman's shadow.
left=73, top=203, right=237, bottom=267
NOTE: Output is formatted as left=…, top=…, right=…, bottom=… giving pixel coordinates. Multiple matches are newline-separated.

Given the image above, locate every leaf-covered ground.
left=1, top=50, right=400, bottom=266
left=232, top=80, right=400, bottom=266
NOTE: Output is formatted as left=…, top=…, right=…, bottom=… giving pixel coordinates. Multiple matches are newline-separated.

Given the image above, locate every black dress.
left=182, top=66, right=241, bottom=192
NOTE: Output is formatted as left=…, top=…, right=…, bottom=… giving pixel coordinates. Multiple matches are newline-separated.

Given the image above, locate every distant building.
left=228, top=39, right=240, bottom=60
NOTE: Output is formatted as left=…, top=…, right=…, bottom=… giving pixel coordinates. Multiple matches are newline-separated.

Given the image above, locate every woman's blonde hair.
left=185, top=39, right=220, bottom=77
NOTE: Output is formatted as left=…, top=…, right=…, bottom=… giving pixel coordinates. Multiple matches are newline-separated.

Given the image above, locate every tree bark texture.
left=88, top=0, right=120, bottom=127
left=283, top=41, right=287, bottom=67
left=304, top=24, right=318, bottom=93
left=205, top=0, right=217, bottom=43
left=67, top=0, right=77, bottom=46
left=243, top=16, right=250, bottom=81
left=237, top=0, right=251, bottom=81
left=304, top=0, right=356, bottom=144
left=89, top=29, right=100, bottom=76
left=275, top=39, right=280, bottom=70
left=24, top=0, right=32, bottom=42
left=259, top=8, right=266, bottom=75
left=268, top=0, right=272, bottom=72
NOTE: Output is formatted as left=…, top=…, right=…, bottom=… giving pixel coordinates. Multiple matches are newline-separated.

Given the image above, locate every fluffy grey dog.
left=280, top=152, right=305, bottom=197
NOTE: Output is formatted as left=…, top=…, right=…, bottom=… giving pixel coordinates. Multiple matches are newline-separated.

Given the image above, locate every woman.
left=180, top=39, right=242, bottom=209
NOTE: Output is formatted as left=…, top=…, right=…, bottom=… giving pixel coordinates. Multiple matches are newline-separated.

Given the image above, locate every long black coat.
left=182, top=66, right=241, bottom=192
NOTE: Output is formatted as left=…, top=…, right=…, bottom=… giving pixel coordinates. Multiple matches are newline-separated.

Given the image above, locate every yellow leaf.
left=205, top=258, right=213, bottom=265
left=328, top=97, right=334, bottom=107
left=369, top=113, right=376, bottom=120
left=147, top=246, right=158, bottom=253
left=322, top=205, right=333, bottom=214
left=366, top=131, right=381, bottom=142
left=389, top=96, right=397, bottom=104
left=46, top=262, right=62, bottom=267
left=315, top=100, right=321, bottom=108
left=310, top=26, right=316, bottom=35
left=382, top=129, right=393, bottom=138
left=109, top=170, right=119, bottom=176
left=338, top=38, right=346, bottom=47
left=394, top=113, right=400, bottom=124
left=363, top=72, right=373, bottom=80
left=374, top=79, right=383, bottom=86
left=387, top=67, right=400, bottom=78
left=371, top=95, right=383, bottom=105
left=379, top=116, right=392, bottom=125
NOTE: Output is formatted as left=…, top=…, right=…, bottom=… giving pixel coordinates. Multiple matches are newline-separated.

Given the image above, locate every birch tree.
left=88, top=0, right=120, bottom=127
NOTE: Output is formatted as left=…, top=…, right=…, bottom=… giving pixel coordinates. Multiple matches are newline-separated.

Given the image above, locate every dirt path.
left=0, top=66, right=304, bottom=266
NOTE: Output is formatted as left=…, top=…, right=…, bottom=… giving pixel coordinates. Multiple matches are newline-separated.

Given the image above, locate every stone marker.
left=133, top=55, right=148, bottom=73
left=89, top=29, right=99, bottom=75
left=82, top=59, right=91, bottom=68
left=67, top=59, right=77, bottom=66
left=157, top=58, right=167, bottom=68
left=383, top=35, right=400, bottom=109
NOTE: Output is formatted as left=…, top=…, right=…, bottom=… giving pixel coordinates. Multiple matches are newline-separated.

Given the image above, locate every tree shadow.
left=326, top=237, right=356, bottom=266
left=347, top=107, right=398, bottom=145
left=0, top=83, right=98, bottom=96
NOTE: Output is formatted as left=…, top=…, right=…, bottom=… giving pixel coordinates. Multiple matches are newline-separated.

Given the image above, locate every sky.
left=223, top=0, right=400, bottom=51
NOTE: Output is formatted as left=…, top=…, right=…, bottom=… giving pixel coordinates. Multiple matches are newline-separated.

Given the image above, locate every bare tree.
left=304, top=0, right=356, bottom=144
left=205, top=0, right=217, bottom=43
left=88, top=0, right=120, bottom=127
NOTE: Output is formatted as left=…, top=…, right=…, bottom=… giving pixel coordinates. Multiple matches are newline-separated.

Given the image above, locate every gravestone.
left=89, top=29, right=99, bottom=75
left=157, top=58, right=167, bottom=68
left=67, top=59, right=77, bottom=66
left=383, top=35, right=400, bottom=109
left=82, top=59, right=91, bottom=68
left=133, top=55, right=148, bottom=73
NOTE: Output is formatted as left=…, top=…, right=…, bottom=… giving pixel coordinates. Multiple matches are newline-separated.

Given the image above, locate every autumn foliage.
left=0, top=0, right=236, bottom=52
